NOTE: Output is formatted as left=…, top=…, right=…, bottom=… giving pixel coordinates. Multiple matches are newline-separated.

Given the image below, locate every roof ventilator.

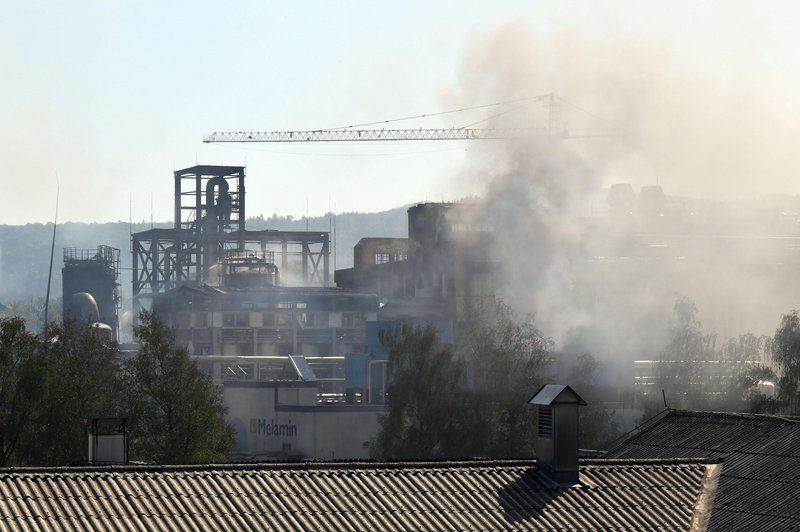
left=528, top=384, right=587, bottom=486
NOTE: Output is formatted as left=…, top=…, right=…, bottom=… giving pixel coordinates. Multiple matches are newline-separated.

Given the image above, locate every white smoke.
left=445, top=25, right=800, bottom=375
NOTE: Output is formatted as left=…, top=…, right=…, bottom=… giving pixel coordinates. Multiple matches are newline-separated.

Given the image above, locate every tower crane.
left=202, top=94, right=614, bottom=144
left=203, top=128, right=540, bottom=143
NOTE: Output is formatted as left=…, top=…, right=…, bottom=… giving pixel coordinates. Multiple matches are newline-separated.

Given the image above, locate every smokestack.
left=528, top=384, right=586, bottom=485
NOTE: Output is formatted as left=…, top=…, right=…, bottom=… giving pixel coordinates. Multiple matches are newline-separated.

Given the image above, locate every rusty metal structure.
left=131, top=165, right=329, bottom=315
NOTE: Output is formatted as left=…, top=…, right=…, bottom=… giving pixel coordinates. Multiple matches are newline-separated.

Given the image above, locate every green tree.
left=566, top=353, right=619, bottom=449
left=372, top=322, right=474, bottom=460
left=464, top=297, right=552, bottom=457
left=123, top=311, right=234, bottom=464
left=717, top=333, right=777, bottom=413
left=17, top=319, right=121, bottom=465
left=772, top=309, right=800, bottom=412
left=0, top=317, right=47, bottom=466
left=720, top=332, right=772, bottom=363
left=731, top=364, right=779, bottom=414
left=655, top=296, right=717, bottom=409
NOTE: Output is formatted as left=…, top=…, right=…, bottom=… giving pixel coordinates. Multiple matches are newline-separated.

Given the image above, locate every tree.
left=123, top=311, right=234, bottom=464
left=17, top=318, right=121, bottom=465
left=0, top=317, right=47, bottom=466
left=655, top=296, right=717, bottom=409
left=773, top=309, right=800, bottom=412
left=372, top=322, right=474, bottom=460
left=720, top=332, right=772, bottom=363
left=2, top=297, right=61, bottom=334
left=464, top=297, right=552, bottom=457
left=373, top=298, right=554, bottom=460
left=716, top=333, right=777, bottom=414
left=566, top=353, right=619, bottom=449
left=731, top=364, right=779, bottom=414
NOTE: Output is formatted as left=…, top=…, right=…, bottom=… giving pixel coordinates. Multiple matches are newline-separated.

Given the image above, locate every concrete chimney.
left=528, top=384, right=586, bottom=485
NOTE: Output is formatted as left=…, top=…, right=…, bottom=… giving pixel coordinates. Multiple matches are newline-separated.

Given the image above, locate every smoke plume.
left=447, top=25, right=800, bottom=378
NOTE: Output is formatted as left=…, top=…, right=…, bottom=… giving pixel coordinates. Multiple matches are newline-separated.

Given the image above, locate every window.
left=193, top=312, right=208, bottom=327
left=175, top=312, right=191, bottom=328
left=222, top=312, right=248, bottom=327
left=342, top=312, right=363, bottom=328
left=276, top=312, right=291, bottom=327
left=375, top=253, right=390, bottom=264
left=451, top=223, right=495, bottom=233
left=301, top=312, right=327, bottom=329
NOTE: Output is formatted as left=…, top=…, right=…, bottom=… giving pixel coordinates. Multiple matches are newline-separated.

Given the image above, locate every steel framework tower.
left=132, top=166, right=329, bottom=315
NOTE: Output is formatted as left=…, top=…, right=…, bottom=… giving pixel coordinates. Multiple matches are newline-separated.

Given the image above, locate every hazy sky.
left=2, top=1, right=800, bottom=224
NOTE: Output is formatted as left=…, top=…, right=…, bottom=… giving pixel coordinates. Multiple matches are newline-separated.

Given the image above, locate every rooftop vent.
left=87, top=418, right=128, bottom=465
left=528, top=384, right=586, bottom=485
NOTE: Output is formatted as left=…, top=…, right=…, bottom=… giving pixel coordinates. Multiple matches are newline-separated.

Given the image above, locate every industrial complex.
left=58, top=164, right=503, bottom=460
left=53, top=160, right=800, bottom=459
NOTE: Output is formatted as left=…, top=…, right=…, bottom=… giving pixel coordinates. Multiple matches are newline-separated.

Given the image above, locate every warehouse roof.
left=0, top=458, right=717, bottom=531
left=605, top=409, right=800, bottom=531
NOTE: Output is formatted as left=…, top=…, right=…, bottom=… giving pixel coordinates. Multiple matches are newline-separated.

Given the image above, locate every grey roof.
left=605, top=409, right=800, bottom=531
left=528, top=384, right=587, bottom=406
left=0, top=459, right=715, bottom=531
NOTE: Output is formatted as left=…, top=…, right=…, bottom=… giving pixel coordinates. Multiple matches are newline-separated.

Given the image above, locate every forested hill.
left=0, top=206, right=408, bottom=304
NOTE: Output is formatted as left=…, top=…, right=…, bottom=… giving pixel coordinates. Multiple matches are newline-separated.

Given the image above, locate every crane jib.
left=201, top=128, right=551, bottom=143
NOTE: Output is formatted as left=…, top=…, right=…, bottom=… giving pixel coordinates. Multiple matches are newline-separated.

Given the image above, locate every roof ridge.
left=0, top=459, right=538, bottom=475
left=671, top=409, right=800, bottom=423
left=581, top=457, right=722, bottom=466
left=0, top=457, right=722, bottom=475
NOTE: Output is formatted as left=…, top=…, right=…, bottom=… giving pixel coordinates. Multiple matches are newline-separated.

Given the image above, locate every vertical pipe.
left=44, top=184, right=59, bottom=330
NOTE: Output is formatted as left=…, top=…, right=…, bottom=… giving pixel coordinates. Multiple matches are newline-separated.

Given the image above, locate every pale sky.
left=2, top=1, right=800, bottom=224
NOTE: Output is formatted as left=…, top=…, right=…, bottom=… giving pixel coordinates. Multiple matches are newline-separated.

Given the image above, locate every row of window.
left=451, top=223, right=494, bottom=233
left=172, top=311, right=365, bottom=329
left=375, top=252, right=408, bottom=264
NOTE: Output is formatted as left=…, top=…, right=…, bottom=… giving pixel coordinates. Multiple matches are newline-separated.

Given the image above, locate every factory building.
left=152, top=284, right=376, bottom=357
left=130, top=165, right=385, bottom=460
left=335, top=201, right=496, bottom=321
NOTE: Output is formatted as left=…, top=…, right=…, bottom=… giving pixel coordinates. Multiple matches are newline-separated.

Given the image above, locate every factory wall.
left=224, top=381, right=383, bottom=460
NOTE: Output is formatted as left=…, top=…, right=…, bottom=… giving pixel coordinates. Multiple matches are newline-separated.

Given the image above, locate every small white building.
left=198, top=355, right=386, bottom=460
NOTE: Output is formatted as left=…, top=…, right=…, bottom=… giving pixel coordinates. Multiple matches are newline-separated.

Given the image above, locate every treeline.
left=644, top=296, right=800, bottom=417
left=371, top=298, right=619, bottom=460
left=371, top=294, right=800, bottom=461
left=0, top=311, right=233, bottom=466
left=0, top=207, right=409, bottom=306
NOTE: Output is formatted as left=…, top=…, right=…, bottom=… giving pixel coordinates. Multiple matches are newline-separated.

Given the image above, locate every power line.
left=323, top=94, right=552, bottom=131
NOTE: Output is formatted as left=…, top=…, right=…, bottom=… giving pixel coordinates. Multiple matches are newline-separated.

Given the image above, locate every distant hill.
left=0, top=206, right=409, bottom=304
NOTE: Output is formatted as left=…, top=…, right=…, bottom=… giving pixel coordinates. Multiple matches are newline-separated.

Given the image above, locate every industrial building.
left=131, top=166, right=332, bottom=314
left=130, top=165, right=386, bottom=460
left=335, top=201, right=496, bottom=321
left=61, top=245, right=121, bottom=341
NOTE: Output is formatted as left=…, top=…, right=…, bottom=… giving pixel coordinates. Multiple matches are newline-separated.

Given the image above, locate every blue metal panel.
left=345, top=353, right=367, bottom=388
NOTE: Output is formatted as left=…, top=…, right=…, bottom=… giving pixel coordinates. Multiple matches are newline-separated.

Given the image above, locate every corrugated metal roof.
left=0, top=459, right=712, bottom=531
left=605, top=409, right=800, bottom=531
